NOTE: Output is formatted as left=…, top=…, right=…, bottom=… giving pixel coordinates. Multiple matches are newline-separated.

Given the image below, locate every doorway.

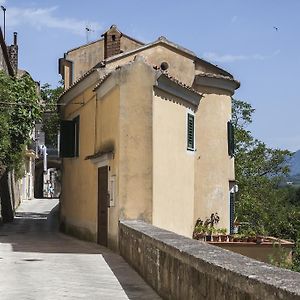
left=97, top=166, right=108, bottom=246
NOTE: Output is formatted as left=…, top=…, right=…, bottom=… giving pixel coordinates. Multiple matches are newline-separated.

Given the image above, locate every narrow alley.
left=0, top=199, right=160, bottom=300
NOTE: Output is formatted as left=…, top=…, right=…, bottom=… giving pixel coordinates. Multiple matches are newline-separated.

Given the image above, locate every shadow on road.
left=0, top=201, right=104, bottom=254
left=0, top=199, right=161, bottom=299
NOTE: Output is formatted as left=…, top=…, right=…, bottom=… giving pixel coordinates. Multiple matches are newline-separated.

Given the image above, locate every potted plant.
left=211, top=228, right=219, bottom=242
left=228, top=235, right=234, bottom=242
left=218, top=228, right=227, bottom=242
left=246, top=229, right=257, bottom=243
left=233, top=234, right=242, bottom=242
left=193, top=224, right=206, bottom=241
left=256, top=235, right=264, bottom=244
left=240, top=234, right=248, bottom=242
left=192, top=219, right=207, bottom=241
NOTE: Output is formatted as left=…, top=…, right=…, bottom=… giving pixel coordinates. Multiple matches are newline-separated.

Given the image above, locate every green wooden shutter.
left=187, top=113, right=195, bottom=150
left=60, top=120, right=75, bottom=158
left=74, top=116, right=80, bottom=157
left=227, top=121, right=234, bottom=157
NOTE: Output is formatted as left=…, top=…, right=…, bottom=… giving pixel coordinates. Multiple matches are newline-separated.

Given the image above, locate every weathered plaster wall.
left=194, top=93, right=234, bottom=231
left=60, top=87, right=98, bottom=241
left=152, top=89, right=195, bottom=237
left=65, top=36, right=144, bottom=83
left=120, top=36, right=143, bottom=53
left=66, top=40, right=104, bottom=82
left=95, top=86, right=120, bottom=250
left=107, top=45, right=195, bottom=85
left=118, top=58, right=155, bottom=223
left=119, top=220, right=300, bottom=300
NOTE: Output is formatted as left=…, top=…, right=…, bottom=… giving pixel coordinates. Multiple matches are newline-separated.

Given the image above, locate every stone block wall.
left=119, top=220, right=300, bottom=300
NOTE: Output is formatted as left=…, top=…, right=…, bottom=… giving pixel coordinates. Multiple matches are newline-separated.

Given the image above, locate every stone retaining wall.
left=119, top=220, right=300, bottom=300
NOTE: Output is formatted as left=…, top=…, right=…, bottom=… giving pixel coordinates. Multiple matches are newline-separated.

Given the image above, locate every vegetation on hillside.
left=233, top=99, right=300, bottom=271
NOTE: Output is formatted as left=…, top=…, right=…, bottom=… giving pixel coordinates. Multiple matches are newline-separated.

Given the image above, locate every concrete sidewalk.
left=0, top=199, right=160, bottom=300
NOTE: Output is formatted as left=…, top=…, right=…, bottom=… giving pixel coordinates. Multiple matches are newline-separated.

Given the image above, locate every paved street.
left=0, top=199, right=160, bottom=300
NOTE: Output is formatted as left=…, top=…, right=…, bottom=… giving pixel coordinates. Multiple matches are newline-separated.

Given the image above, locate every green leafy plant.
left=0, top=71, right=42, bottom=174
left=40, top=82, right=63, bottom=147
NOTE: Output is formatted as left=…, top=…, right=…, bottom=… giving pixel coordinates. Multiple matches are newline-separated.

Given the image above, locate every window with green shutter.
left=59, top=116, right=80, bottom=158
left=74, top=116, right=80, bottom=157
left=187, top=113, right=195, bottom=150
left=227, top=121, right=234, bottom=157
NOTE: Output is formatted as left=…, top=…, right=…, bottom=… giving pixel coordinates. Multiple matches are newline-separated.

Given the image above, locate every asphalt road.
left=0, top=199, right=160, bottom=300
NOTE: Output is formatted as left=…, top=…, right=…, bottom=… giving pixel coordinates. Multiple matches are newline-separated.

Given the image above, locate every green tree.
left=40, top=82, right=63, bottom=147
left=232, top=98, right=300, bottom=271
left=0, top=70, right=42, bottom=174
left=233, top=99, right=291, bottom=233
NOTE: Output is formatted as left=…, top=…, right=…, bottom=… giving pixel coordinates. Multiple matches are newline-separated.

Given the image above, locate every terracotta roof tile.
left=59, top=68, right=96, bottom=100
left=196, top=72, right=240, bottom=88
left=159, top=70, right=202, bottom=96
left=93, top=73, right=112, bottom=91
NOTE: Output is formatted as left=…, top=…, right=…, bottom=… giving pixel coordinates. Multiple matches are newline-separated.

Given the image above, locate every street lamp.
left=1, top=5, right=6, bottom=41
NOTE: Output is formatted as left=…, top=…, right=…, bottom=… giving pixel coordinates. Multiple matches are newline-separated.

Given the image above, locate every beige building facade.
left=58, top=25, right=240, bottom=250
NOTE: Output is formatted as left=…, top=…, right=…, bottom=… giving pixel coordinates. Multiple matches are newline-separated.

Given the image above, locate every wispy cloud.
left=6, top=6, right=102, bottom=36
left=0, top=0, right=6, bottom=5
left=203, top=50, right=280, bottom=63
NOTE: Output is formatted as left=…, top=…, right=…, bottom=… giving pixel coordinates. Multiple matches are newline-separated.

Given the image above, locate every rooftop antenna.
left=85, top=24, right=95, bottom=43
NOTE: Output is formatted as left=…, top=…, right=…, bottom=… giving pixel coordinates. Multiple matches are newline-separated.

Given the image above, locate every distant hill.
left=285, top=150, right=300, bottom=186
left=289, top=150, right=300, bottom=176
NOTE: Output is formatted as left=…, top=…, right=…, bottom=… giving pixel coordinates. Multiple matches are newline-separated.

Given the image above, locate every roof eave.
left=155, top=73, right=202, bottom=108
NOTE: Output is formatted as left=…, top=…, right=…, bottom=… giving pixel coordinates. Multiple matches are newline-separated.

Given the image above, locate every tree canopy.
left=233, top=98, right=300, bottom=271
left=0, top=71, right=42, bottom=175
left=40, top=82, right=63, bottom=147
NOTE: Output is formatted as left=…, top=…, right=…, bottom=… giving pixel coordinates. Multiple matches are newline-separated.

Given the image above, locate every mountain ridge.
left=289, top=149, right=300, bottom=176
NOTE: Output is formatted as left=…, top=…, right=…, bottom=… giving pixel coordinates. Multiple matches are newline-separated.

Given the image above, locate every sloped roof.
left=93, top=35, right=232, bottom=78
left=66, top=27, right=144, bottom=55
left=93, top=59, right=202, bottom=98
left=94, top=36, right=196, bottom=68
left=59, top=68, right=97, bottom=100
left=60, top=25, right=239, bottom=101
left=196, top=72, right=240, bottom=89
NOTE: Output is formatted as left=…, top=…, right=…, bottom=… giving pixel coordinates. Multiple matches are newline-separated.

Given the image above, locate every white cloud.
left=6, top=6, right=102, bottom=36
left=203, top=50, right=280, bottom=63
left=0, top=0, right=6, bottom=5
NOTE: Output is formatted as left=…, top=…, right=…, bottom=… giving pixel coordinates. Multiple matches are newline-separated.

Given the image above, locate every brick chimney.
left=7, top=32, right=18, bottom=74
left=102, top=25, right=122, bottom=59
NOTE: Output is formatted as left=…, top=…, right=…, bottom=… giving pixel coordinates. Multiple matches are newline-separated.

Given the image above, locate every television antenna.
left=85, top=24, right=95, bottom=43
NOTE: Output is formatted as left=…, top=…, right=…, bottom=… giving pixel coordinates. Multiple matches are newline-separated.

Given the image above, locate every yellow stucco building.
left=58, top=25, right=240, bottom=250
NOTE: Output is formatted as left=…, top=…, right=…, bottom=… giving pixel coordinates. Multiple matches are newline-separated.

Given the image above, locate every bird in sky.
left=273, top=26, right=279, bottom=31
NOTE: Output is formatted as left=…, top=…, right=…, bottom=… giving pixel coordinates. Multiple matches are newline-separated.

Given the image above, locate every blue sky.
left=2, top=0, right=300, bottom=151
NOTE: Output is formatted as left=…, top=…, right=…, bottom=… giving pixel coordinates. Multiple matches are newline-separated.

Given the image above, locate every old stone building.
left=58, top=25, right=240, bottom=250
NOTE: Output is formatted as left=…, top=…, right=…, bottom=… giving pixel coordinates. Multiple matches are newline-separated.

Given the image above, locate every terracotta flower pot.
left=247, top=236, right=256, bottom=243
left=212, top=235, right=219, bottom=242
left=220, top=235, right=227, bottom=242
left=206, top=235, right=212, bottom=242
left=256, top=236, right=264, bottom=244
